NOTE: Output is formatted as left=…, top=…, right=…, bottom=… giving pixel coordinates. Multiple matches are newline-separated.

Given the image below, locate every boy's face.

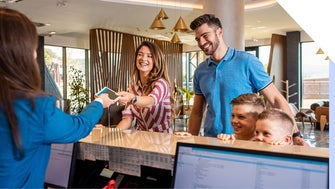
left=253, top=119, right=291, bottom=144
left=231, top=104, right=257, bottom=140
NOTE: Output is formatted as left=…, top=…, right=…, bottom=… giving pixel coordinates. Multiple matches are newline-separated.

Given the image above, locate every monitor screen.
left=172, top=142, right=328, bottom=189
left=44, top=143, right=77, bottom=188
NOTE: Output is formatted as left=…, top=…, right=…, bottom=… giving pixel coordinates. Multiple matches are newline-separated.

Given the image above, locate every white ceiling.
left=1, top=0, right=303, bottom=46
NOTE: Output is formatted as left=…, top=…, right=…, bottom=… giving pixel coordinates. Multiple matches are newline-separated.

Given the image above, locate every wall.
left=44, top=35, right=89, bottom=49
left=268, top=34, right=287, bottom=95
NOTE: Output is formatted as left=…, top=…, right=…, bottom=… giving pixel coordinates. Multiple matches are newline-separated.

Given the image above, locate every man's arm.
left=261, top=83, right=297, bottom=129
left=187, top=94, right=205, bottom=136
left=260, top=83, right=309, bottom=146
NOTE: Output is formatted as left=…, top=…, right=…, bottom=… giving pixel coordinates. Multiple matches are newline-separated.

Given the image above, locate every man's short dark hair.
left=190, top=14, right=222, bottom=30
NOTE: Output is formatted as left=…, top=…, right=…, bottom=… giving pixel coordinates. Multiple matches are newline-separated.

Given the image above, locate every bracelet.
left=132, top=95, right=137, bottom=104
left=292, top=131, right=303, bottom=138
left=128, top=94, right=135, bottom=103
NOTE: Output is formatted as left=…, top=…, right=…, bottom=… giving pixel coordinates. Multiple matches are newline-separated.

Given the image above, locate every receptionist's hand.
left=96, top=93, right=116, bottom=108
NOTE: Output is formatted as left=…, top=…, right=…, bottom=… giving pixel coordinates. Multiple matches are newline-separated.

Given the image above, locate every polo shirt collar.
left=206, top=47, right=234, bottom=66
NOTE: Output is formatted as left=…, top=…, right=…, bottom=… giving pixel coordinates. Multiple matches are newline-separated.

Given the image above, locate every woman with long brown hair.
left=0, top=7, right=114, bottom=188
left=116, top=41, right=172, bottom=133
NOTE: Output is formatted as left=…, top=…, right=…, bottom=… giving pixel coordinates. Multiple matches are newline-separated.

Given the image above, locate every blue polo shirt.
left=193, top=47, right=272, bottom=137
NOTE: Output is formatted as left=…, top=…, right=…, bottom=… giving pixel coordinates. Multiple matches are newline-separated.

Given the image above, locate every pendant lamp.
left=150, top=17, right=165, bottom=30
left=157, top=8, right=168, bottom=19
left=173, top=16, right=188, bottom=32
left=316, top=48, right=324, bottom=54
left=171, top=33, right=181, bottom=43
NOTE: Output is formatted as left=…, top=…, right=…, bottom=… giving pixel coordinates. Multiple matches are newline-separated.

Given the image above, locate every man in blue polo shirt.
left=187, top=14, right=306, bottom=145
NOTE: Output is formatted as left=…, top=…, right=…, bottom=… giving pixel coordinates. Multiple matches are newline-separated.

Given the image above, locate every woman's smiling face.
left=136, top=45, right=153, bottom=76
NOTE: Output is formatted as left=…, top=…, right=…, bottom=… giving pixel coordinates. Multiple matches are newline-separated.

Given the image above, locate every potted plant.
left=177, top=87, right=194, bottom=115
left=69, top=66, right=89, bottom=114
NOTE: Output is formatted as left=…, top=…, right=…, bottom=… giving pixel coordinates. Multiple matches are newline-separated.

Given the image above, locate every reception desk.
left=77, top=128, right=329, bottom=177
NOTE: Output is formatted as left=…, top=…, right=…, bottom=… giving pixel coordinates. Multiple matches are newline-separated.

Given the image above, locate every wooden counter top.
left=77, top=128, right=328, bottom=176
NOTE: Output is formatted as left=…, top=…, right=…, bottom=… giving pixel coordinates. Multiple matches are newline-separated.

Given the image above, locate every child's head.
left=230, top=93, right=265, bottom=140
left=253, top=109, right=294, bottom=145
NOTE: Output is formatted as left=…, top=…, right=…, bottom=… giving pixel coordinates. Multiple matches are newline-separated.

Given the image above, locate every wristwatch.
left=292, top=131, right=303, bottom=138
left=132, top=95, right=137, bottom=104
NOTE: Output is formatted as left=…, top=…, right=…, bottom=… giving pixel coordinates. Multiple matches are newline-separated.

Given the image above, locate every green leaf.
left=68, top=66, right=89, bottom=114
left=177, top=87, right=194, bottom=105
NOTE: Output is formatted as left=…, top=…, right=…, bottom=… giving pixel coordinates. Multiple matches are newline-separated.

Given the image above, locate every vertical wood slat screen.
left=90, top=28, right=183, bottom=99
left=156, top=40, right=183, bottom=87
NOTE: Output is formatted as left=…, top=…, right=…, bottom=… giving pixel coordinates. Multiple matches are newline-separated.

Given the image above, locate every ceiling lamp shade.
left=171, top=33, right=181, bottom=43
left=173, top=16, right=188, bottom=32
left=150, top=17, right=165, bottom=30
left=316, top=48, right=324, bottom=54
left=157, top=8, right=168, bottom=19
left=325, top=56, right=329, bottom=60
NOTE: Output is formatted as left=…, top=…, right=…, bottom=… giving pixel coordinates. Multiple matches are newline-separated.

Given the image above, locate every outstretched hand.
left=116, top=91, right=134, bottom=106
left=96, top=93, right=116, bottom=108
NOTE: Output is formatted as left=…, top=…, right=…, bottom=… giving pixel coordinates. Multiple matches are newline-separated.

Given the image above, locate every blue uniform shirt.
left=0, top=96, right=103, bottom=188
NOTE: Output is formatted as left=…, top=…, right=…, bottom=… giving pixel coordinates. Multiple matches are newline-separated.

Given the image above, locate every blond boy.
left=253, top=109, right=294, bottom=145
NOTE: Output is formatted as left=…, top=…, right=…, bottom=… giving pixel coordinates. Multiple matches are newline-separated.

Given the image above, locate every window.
left=183, top=52, right=203, bottom=90
left=301, top=42, right=329, bottom=108
left=66, top=48, right=87, bottom=99
left=182, top=51, right=205, bottom=105
left=258, top=45, right=270, bottom=72
left=44, top=46, right=64, bottom=97
left=44, top=46, right=89, bottom=101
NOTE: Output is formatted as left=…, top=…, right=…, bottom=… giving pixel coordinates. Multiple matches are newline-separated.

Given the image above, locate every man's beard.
left=202, top=36, right=219, bottom=55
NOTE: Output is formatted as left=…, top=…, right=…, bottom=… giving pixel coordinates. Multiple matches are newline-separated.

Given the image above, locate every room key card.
left=96, top=87, right=120, bottom=101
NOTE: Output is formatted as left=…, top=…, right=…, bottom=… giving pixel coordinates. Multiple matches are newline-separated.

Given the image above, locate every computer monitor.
left=44, top=143, right=77, bottom=188
left=172, top=142, right=328, bottom=189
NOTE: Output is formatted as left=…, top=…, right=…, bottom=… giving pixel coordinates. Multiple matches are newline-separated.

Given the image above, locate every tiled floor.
left=297, top=122, right=329, bottom=148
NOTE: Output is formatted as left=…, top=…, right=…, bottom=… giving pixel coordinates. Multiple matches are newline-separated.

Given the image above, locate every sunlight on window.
left=66, top=48, right=86, bottom=99
left=301, top=42, right=329, bottom=108
left=44, top=45, right=63, bottom=97
left=259, top=46, right=270, bottom=71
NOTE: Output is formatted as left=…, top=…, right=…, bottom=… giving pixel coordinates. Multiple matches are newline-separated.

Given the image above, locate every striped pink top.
left=122, top=78, right=172, bottom=133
